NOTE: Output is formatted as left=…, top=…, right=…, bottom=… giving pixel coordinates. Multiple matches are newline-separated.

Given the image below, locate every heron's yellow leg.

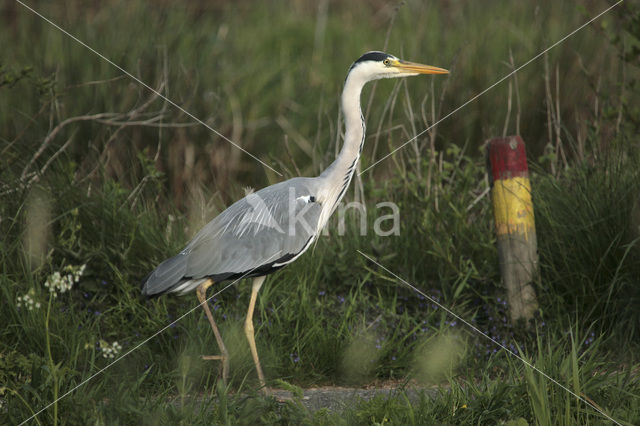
left=197, top=279, right=229, bottom=384
left=244, top=276, right=267, bottom=392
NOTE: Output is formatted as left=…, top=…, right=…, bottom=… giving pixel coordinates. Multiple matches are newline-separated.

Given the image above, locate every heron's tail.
left=141, top=252, right=188, bottom=297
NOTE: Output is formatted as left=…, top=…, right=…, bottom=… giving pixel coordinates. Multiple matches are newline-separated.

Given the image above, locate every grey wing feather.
left=142, top=252, right=188, bottom=296
left=142, top=177, right=322, bottom=296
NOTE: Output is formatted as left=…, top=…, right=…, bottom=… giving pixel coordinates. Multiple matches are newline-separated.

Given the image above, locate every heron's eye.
left=383, top=58, right=391, bottom=66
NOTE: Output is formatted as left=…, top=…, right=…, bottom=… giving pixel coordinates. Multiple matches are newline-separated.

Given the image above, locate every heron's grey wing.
left=141, top=251, right=189, bottom=296
left=142, top=178, right=322, bottom=296
left=183, top=177, right=322, bottom=282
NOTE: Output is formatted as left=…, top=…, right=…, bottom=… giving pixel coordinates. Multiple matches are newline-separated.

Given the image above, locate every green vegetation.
left=1, top=0, right=639, bottom=424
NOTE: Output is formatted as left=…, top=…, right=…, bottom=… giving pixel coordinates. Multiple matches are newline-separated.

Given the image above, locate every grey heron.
left=142, top=51, right=448, bottom=391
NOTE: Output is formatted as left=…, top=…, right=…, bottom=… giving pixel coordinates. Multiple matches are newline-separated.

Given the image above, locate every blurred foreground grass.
left=1, top=0, right=640, bottom=424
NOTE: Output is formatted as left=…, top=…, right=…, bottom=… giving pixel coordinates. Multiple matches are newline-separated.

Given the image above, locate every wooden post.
left=487, top=136, right=539, bottom=324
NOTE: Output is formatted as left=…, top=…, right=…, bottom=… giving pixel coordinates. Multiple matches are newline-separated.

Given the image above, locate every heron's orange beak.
left=393, top=59, right=448, bottom=75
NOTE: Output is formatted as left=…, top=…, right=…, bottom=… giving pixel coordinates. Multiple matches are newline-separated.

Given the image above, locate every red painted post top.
left=487, top=136, right=529, bottom=182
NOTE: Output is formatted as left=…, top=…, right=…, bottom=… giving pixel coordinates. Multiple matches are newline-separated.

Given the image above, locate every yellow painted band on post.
left=491, top=177, right=535, bottom=239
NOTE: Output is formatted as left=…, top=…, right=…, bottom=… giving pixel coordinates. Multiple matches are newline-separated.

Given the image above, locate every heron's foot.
left=201, top=354, right=230, bottom=385
left=271, top=391, right=295, bottom=403
left=201, top=355, right=223, bottom=360
left=201, top=354, right=224, bottom=361
left=259, top=385, right=272, bottom=397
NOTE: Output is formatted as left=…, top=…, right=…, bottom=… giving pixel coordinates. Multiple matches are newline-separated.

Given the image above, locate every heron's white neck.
left=318, top=71, right=367, bottom=206
left=339, top=74, right=367, bottom=163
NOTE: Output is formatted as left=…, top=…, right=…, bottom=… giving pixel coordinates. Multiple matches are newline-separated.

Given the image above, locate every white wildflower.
left=43, top=264, right=86, bottom=296
left=16, top=290, right=40, bottom=311
left=99, top=340, right=123, bottom=359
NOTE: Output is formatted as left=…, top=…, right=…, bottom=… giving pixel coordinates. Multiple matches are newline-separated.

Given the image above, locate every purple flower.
left=318, top=291, right=326, bottom=296
left=337, top=296, right=345, bottom=304
left=585, top=332, right=595, bottom=345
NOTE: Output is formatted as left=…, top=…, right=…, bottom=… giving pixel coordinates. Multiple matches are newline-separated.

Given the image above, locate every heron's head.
left=347, top=51, right=448, bottom=84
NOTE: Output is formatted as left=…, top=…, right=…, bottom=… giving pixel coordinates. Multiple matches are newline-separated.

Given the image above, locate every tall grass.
left=1, top=0, right=639, bottom=424
left=0, top=0, right=624, bottom=203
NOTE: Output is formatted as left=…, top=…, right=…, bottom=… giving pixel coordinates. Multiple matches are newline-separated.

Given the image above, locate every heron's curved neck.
left=320, top=72, right=366, bottom=185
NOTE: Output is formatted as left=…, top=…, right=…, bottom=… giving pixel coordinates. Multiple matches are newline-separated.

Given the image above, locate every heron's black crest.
left=355, top=51, right=390, bottom=64
left=348, top=51, right=391, bottom=75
